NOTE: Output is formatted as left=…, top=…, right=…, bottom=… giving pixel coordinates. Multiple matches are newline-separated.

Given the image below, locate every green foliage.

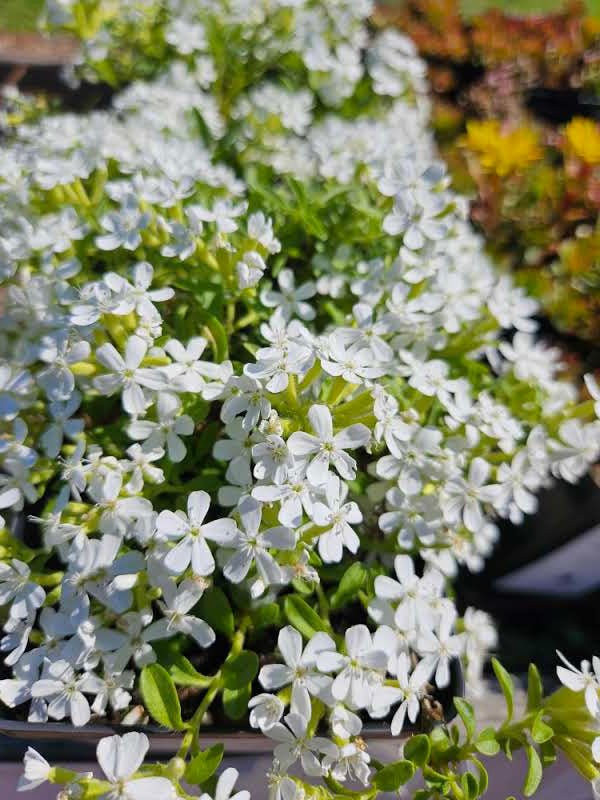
left=222, top=684, right=252, bottom=720
left=139, top=664, right=186, bottom=730
left=373, top=760, right=415, bottom=791
left=196, top=586, right=235, bottom=640
left=185, top=744, right=224, bottom=785
left=453, top=696, right=475, bottom=741
left=404, top=734, right=431, bottom=767
left=283, top=595, right=328, bottom=638
left=222, top=650, right=259, bottom=690
left=523, top=744, right=543, bottom=797
left=474, top=727, right=501, bottom=756
left=527, top=663, right=544, bottom=711
left=329, top=563, right=368, bottom=609
left=491, top=657, right=514, bottom=722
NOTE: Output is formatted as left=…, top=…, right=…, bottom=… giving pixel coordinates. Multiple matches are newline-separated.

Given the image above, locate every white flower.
left=373, top=555, right=438, bottom=631
left=95, top=732, right=176, bottom=799
left=223, top=496, right=295, bottom=587
left=40, top=391, right=84, bottom=459
left=0, top=559, right=45, bottom=620
left=441, top=457, right=493, bottom=533
left=287, top=405, right=370, bottom=485
left=95, top=205, right=151, bottom=252
left=549, top=420, right=600, bottom=483
left=252, top=435, right=294, bottom=484
left=248, top=692, right=285, bottom=731
left=264, top=712, right=338, bottom=776
left=156, top=490, right=237, bottom=575
left=311, top=475, right=362, bottom=563
left=260, top=269, right=316, bottom=321
left=556, top=650, right=600, bottom=717
left=317, top=624, right=388, bottom=708
left=417, top=610, right=465, bottom=688
left=144, top=578, right=215, bottom=648
left=221, top=375, right=271, bottom=432
left=252, top=469, right=314, bottom=528
left=94, top=336, right=165, bottom=415
left=338, top=303, right=393, bottom=361
left=127, top=392, right=194, bottom=463
left=164, top=337, right=218, bottom=393
left=105, top=262, right=174, bottom=318
left=322, top=743, right=371, bottom=786
left=18, top=748, right=51, bottom=792
left=372, top=652, right=432, bottom=735
left=31, top=659, right=102, bottom=727
left=259, top=626, right=335, bottom=713
left=199, top=768, right=250, bottom=800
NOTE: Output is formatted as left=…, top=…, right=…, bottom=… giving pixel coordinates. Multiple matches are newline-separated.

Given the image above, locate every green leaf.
left=168, top=655, right=212, bottom=688
left=491, top=658, right=514, bottom=722
left=453, top=697, right=475, bottom=741
left=196, top=587, right=234, bottom=639
left=200, top=313, right=228, bottom=362
left=139, top=664, right=185, bottom=730
left=283, top=595, right=327, bottom=639
left=430, top=726, right=451, bottom=753
left=532, top=711, right=554, bottom=744
left=461, top=771, right=479, bottom=800
left=475, top=727, right=500, bottom=756
left=404, top=734, right=431, bottom=767
left=539, top=740, right=557, bottom=766
left=524, top=744, right=543, bottom=797
left=471, top=758, right=488, bottom=795
left=330, top=563, right=367, bottom=609
left=185, top=744, right=224, bottom=785
left=250, top=602, right=281, bottom=630
left=223, top=683, right=252, bottom=720
left=527, top=663, right=544, bottom=711
left=373, top=760, right=415, bottom=791
left=222, top=650, right=259, bottom=690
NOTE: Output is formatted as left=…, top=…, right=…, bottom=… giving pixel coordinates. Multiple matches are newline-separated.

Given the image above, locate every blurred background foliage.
left=377, top=0, right=600, bottom=354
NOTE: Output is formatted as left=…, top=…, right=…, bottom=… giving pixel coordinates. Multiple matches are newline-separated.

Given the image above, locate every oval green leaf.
left=185, top=744, right=224, bottom=785
left=222, top=650, right=259, bottom=690
left=140, top=664, right=185, bottom=730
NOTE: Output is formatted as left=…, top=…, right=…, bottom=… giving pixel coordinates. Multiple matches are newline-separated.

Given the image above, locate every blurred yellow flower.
left=462, top=119, right=541, bottom=177
left=564, top=117, right=600, bottom=165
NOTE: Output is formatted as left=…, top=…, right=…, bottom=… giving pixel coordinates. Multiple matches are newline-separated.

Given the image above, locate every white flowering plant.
left=2, top=1, right=600, bottom=799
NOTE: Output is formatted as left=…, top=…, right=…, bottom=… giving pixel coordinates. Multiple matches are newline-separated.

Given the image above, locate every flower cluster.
left=1, top=1, right=600, bottom=799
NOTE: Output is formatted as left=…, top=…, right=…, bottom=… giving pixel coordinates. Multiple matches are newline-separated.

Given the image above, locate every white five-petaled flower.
left=156, top=490, right=237, bottom=576
left=31, top=659, right=102, bottom=727
left=18, top=748, right=51, bottom=792
left=264, top=711, right=338, bottom=776
left=223, top=496, right=295, bottom=587
left=0, top=559, right=46, bottom=620
left=317, top=624, right=388, bottom=709
left=259, top=626, right=335, bottom=715
left=94, top=335, right=165, bottom=415
left=417, top=609, right=465, bottom=688
left=95, top=732, right=176, bottom=799
left=287, top=404, right=369, bottom=485
left=248, top=692, right=285, bottom=731
left=143, top=578, right=214, bottom=648
left=127, top=392, right=194, bottom=463
left=311, top=475, right=362, bottom=563
left=556, top=650, right=600, bottom=717
left=371, top=651, right=432, bottom=735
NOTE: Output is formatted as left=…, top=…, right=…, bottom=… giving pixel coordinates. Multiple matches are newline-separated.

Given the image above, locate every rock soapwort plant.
left=0, top=1, right=600, bottom=799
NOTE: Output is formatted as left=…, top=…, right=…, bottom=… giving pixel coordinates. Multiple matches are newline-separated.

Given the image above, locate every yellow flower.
left=564, top=117, right=600, bottom=165
left=462, top=119, right=541, bottom=177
